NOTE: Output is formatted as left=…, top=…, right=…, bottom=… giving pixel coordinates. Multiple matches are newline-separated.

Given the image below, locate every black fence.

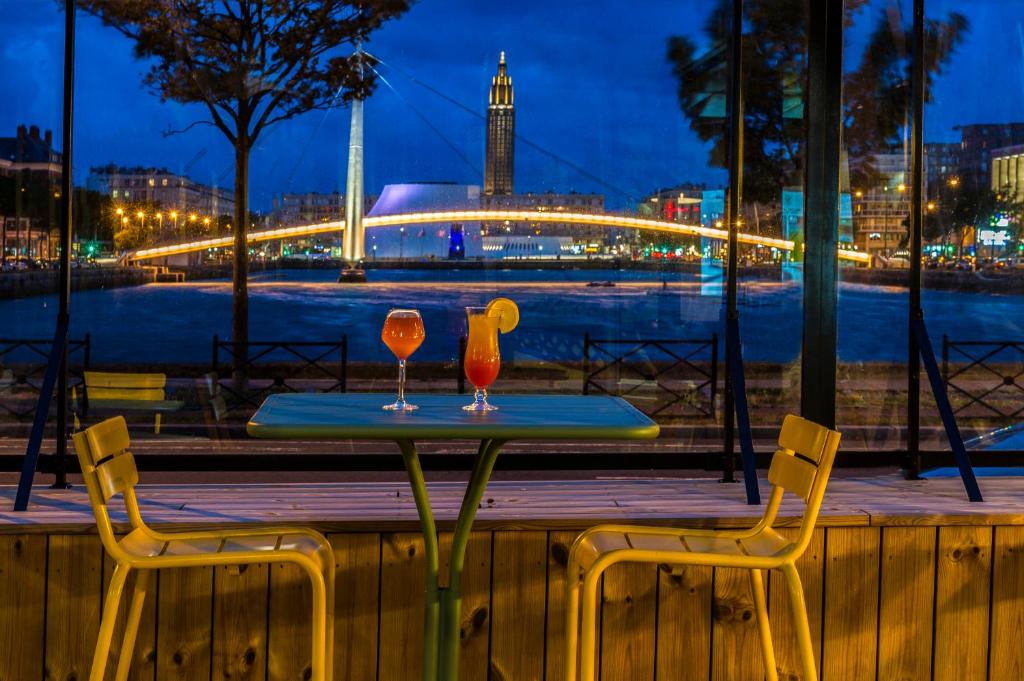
left=211, top=336, right=348, bottom=408
left=0, top=336, right=90, bottom=419
left=582, top=334, right=718, bottom=419
left=942, top=337, right=1024, bottom=419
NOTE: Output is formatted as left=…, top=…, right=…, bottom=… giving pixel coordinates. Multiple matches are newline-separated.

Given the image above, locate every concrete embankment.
left=0, top=267, right=156, bottom=299
left=840, top=266, right=1024, bottom=294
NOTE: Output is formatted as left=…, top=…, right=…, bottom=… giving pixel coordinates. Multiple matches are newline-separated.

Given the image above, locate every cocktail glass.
left=381, top=308, right=425, bottom=411
left=463, top=306, right=501, bottom=411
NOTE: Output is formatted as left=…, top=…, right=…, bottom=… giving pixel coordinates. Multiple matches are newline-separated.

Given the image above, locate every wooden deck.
left=1, top=475, right=1022, bottom=680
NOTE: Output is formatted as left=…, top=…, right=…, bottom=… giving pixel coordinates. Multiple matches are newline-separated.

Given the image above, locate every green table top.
left=247, top=393, right=659, bottom=441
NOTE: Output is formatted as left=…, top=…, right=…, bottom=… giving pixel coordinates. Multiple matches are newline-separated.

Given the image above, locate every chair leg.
left=781, top=563, right=817, bottom=681
left=578, top=570, right=602, bottom=681
left=114, top=569, right=151, bottom=681
left=564, top=567, right=581, bottom=681
left=324, top=562, right=335, bottom=681
left=91, top=562, right=130, bottom=681
left=308, top=569, right=328, bottom=681
left=749, top=569, right=778, bottom=681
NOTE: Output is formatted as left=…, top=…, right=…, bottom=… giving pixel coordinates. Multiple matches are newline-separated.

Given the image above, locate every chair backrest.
left=85, top=371, right=166, bottom=401
left=71, top=416, right=145, bottom=553
left=762, top=414, right=842, bottom=552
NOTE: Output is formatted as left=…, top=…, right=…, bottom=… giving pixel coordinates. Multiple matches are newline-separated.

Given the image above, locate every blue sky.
left=2, top=0, right=1022, bottom=210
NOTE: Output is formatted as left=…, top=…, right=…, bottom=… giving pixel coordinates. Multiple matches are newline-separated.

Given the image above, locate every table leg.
left=397, top=439, right=441, bottom=681
left=437, top=438, right=505, bottom=681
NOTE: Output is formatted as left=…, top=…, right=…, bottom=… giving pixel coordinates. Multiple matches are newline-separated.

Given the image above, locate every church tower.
left=485, top=52, right=515, bottom=195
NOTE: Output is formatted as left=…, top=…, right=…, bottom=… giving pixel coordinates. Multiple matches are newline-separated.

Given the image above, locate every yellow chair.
left=72, top=416, right=335, bottom=681
left=564, top=414, right=841, bottom=681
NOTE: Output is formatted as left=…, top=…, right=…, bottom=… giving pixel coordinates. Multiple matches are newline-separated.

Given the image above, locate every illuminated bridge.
left=127, top=209, right=871, bottom=264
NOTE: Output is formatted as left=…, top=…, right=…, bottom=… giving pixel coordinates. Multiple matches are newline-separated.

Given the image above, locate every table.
left=247, top=392, right=659, bottom=681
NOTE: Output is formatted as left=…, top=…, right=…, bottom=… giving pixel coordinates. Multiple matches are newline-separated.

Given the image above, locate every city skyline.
left=2, top=0, right=1023, bottom=211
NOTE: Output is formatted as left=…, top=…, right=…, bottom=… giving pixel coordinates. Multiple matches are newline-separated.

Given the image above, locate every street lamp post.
left=170, top=210, right=178, bottom=234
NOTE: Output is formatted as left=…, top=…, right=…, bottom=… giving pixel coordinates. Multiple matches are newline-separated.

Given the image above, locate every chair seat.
left=573, top=526, right=792, bottom=571
left=119, top=527, right=332, bottom=571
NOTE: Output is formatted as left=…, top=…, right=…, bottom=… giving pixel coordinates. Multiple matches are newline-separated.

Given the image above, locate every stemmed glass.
left=381, top=308, right=425, bottom=411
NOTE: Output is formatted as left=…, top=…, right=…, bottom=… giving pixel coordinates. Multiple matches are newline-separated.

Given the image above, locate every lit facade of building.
left=852, top=152, right=911, bottom=257
left=484, top=52, right=515, bottom=196
left=991, top=144, right=1024, bottom=199
left=86, top=165, right=234, bottom=218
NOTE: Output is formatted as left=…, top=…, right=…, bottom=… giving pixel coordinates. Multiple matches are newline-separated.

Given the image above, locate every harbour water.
left=2, top=268, right=1021, bottom=364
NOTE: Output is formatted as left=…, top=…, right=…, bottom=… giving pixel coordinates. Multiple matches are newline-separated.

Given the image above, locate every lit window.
left=162, top=178, right=168, bottom=186
left=112, top=190, right=119, bottom=198
left=148, top=178, right=155, bottom=187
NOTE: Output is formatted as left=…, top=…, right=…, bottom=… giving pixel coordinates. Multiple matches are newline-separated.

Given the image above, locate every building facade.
left=479, top=191, right=606, bottom=254
left=955, top=123, right=1024, bottom=190
left=852, top=152, right=911, bottom=257
left=924, top=142, right=960, bottom=195
left=0, top=124, right=63, bottom=260
left=86, top=165, right=234, bottom=218
left=0, top=124, right=62, bottom=180
left=272, top=192, right=345, bottom=226
left=484, top=52, right=515, bottom=196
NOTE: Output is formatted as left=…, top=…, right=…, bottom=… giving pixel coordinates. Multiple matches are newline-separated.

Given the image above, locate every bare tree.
left=78, top=0, right=411, bottom=351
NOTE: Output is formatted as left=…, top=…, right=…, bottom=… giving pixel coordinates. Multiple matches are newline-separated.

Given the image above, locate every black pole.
left=905, top=0, right=924, bottom=478
left=721, top=0, right=743, bottom=482
left=800, top=0, right=844, bottom=428
left=53, top=0, right=76, bottom=489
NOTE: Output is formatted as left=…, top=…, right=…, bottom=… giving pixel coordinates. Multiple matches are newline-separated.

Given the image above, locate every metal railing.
left=582, top=334, right=718, bottom=419
left=942, top=336, right=1024, bottom=419
left=211, top=336, right=348, bottom=408
left=0, top=335, right=90, bottom=419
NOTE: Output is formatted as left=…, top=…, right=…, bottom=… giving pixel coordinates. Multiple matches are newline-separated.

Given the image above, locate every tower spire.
left=485, top=51, right=515, bottom=195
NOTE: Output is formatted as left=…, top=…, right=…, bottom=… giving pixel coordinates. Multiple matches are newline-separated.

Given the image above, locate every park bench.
left=78, top=371, right=185, bottom=433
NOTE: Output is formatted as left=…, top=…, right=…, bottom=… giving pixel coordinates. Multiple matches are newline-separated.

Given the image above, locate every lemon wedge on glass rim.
left=485, top=297, right=519, bottom=334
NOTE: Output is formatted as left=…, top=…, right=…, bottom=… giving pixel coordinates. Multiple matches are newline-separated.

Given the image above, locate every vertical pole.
left=905, top=0, right=925, bottom=478
left=710, top=332, right=719, bottom=420
left=342, top=46, right=365, bottom=266
left=52, top=0, right=76, bottom=489
left=582, top=332, right=590, bottom=395
left=722, top=0, right=743, bottom=482
left=341, top=335, right=348, bottom=393
left=800, top=0, right=844, bottom=429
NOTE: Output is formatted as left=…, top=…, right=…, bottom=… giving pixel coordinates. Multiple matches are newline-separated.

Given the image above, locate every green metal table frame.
left=248, top=393, right=659, bottom=681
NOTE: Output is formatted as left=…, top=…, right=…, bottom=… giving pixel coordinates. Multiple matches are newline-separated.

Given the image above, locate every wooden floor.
left=1, top=475, right=1022, bottom=680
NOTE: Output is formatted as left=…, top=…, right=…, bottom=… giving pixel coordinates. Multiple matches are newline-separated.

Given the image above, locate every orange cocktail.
left=382, top=312, right=425, bottom=360
left=381, top=309, right=425, bottom=411
left=463, top=298, right=519, bottom=411
left=464, top=309, right=501, bottom=389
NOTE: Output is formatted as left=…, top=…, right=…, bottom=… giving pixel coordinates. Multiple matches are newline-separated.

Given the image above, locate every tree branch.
left=161, top=119, right=217, bottom=137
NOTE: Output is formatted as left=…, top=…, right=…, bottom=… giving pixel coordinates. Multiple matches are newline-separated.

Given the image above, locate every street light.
left=170, top=211, right=178, bottom=233
left=136, top=211, right=145, bottom=231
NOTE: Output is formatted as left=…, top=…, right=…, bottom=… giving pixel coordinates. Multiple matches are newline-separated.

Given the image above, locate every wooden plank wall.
left=2, top=525, right=1022, bottom=681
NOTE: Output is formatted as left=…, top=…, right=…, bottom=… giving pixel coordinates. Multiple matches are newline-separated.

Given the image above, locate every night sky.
left=2, top=0, right=1023, bottom=210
